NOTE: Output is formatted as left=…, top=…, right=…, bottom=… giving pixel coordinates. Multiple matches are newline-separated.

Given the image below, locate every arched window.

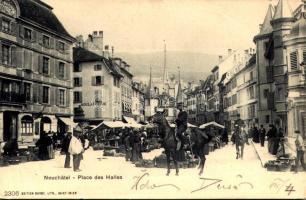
left=21, top=115, right=33, bottom=135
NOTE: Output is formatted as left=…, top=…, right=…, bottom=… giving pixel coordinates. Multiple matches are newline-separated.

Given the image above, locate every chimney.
left=218, top=55, right=223, bottom=62
left=88, top=34, right=93, bottom=42
left=99, top=31, right=103, bottom=37
left=104, top=45, right=110, bottom=58
left=252, top=48, right=255, bottom=55
left=259, top=24, right=263, bottom=31
left=228, top=49, right=232, bottom=56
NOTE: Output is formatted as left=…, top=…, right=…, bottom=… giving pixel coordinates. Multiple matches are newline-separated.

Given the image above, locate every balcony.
left=0, top=92, right=26, bottom=105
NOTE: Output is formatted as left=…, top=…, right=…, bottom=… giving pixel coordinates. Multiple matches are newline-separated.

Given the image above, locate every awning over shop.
left=90, top=121, right=128, bottom=132
left=187, top=123, right=197, bottom=128
left=58, top=117, right=73, bottom=126
left=199, top=121, right=225, bottom=129
left=122, top=116, right=142, bottom=128
left=170, top=123, right=198, bottom=128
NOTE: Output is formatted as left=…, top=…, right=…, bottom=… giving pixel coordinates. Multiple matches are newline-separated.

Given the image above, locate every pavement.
left=0, top=144, right=305, bottom=199
left=251, top=141, right=276, bottom=167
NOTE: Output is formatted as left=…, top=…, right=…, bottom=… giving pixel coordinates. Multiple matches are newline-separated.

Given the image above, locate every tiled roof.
left=16, top=0, right=74, bottom=40
left=260, top=4, right=274, bottom=35
left=73, top=47, right=103, bottom=63
left=272, top=0, right=293, bottom=20
left=73, top=47, right=123, bottom=77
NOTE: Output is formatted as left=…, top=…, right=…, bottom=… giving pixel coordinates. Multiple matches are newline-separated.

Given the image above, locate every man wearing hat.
left=294, top=130, right=306, bottom=173
left=175, top=102, right=188, bottom=151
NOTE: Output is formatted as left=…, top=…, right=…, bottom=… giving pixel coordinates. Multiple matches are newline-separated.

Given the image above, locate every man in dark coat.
left=259, top=125, right=266, bottom=147
left=267, top=124, right=277, bottom=155
left=175, top=102, right=188, bottom=151
left=252, top=125, right=260, bottom=143
left=61, top=132, right=72, bottom=168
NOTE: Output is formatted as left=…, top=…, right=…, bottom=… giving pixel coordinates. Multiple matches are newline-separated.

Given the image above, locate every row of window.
left=1, top=44, right=67, bottom=79
left=1, top=18, right=67, bottom=52
left=74, top=64, right=102, bottom=72
left=0, top=78, right=67, bottom=106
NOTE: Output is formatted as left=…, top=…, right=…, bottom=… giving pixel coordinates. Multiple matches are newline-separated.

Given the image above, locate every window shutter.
left=32, top=83, right=38, bottom=103
left=56, top=40, right=59, bottom=50
left=56, top=88, right=60, bottom=106
left=38, top=85, right=43, bottom=104
left=65, top=63, right=70, bottom=80
left=54, top=60, right=59, bottom=78
left=32, top=30, right=37, bottom=42
left=50, top=58, right=55, bottom=77
left=49, top=37, right=55, bottom=49
left=290, top=51, right=298, bottom=71
left=50, top=86, right=55, bottom=105
left=66, top=89, right=70, bottom=107
left=79, top=92, right=82, bottom=103
left=19, top=24, right=24, bottom=38
left=11, top=46, right=18, bottom=67
left=0, top=44, right=2, bottom=64
left=92, top=77, right=96, bottom=86
left=38, top=32, right=43, bottom=45
left=79, top=77, right=82, bottom=86
left=101, top=76, right=104, bottom=85
left=302, top=49, right=306, bottom=64
left=34, top=122, right=40, bottom=135
left=38, top=55, right=43, bottom=74
left=11, top=21, right=18, bottom=35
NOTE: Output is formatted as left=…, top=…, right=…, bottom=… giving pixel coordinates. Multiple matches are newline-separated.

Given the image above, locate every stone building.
left=253, top=0, right=294, bottom=131
left=284, top=1, right=306, bottom=143
left=73, top=47, right=122, bottom=124
left=132, top=81, right=145, bottom=122
left=0, top=0, right=75, bottom=146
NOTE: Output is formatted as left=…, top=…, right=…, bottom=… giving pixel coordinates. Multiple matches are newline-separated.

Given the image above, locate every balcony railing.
left=0, top=92, right=26, bottom=104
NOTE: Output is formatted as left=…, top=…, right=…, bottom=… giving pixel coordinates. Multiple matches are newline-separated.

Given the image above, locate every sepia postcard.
left=0, top=0, right=305, bottom=199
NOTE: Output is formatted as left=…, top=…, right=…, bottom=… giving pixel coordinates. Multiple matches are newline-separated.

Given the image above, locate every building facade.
left=0, top=0, right=75, bottom=146
left=284, top=1, right=306, bottom=142
left=73, top=47, right=122, bottom=124
left=132, top=81, right=145, bottom=122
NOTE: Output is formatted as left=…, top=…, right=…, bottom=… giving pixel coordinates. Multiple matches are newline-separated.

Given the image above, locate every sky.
left=43, top=0, right=301, bottom=55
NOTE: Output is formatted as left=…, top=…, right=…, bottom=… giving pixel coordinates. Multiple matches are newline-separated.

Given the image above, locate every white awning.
left=188, top=123, right=197, bottom=128
left=90, top=121, right=128, bottom=132
left=170, top=123, right=197, bottom=128
left=199, top=121, right=225, bottom=129
left=123, top=116, right=142, bottom=128
left=59, top=117, right=73, bottom=126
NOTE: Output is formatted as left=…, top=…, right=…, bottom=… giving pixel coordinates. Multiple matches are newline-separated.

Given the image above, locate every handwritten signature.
left=131, top=171, right=180, bottom=191
left=191, top=174, right=254, bottom=193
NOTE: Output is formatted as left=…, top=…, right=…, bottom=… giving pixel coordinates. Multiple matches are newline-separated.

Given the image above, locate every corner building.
left=0, top=0, right=75, bottom=146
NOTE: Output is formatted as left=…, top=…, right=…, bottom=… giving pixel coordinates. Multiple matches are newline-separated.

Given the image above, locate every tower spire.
left=162, top=40, right=167, bottom=93
left=176, top=66, right=183, bottom=104
left=147, top=66, right=153, bottom=98
left=272, top=0, right=293, bottom=20
left=259, top=3, right=274, bottom=35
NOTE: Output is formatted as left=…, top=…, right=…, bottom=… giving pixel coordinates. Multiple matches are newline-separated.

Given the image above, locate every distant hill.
left=116, top=51, right=219, bottom=82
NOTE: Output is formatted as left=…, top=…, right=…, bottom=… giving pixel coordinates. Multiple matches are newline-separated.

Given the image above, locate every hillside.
left=116, top=51, right=219, bottom=82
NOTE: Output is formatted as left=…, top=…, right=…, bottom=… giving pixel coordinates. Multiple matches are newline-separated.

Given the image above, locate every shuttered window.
left=42, top=57, right=49, bottom=75
left=42, top=86, right=49, bottom=104
left=24, top=27, right=32, bottom=41
left=59, top=89, right=65, bottom=106
left=2, top=18, right=10, bottom=33
left=290, top=51, right=298, bottom=70
left=74, top=91, right=82, bottom=103
left=303, top=49, right=306, bottom=65
left=2, top=44, right=10, bottom=65
left=58, top=62, right=65, bottom=79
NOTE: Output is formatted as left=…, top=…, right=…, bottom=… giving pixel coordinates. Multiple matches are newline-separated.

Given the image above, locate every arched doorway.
left=40, top=116, right=51, bottom=135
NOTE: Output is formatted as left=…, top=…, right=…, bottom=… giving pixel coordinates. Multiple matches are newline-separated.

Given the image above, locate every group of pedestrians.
left=123, top=128, right=147, bottom=163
